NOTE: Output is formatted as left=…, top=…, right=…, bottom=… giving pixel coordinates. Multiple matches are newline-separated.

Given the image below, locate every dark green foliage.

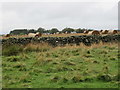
left=76, top=28, right=85, bottom=33
left=49, top=28, right=59, bottom=34
left=62, top=28, right=75, bottom=33
left=37, top=27, right=45, bottom=33
left=28, top=29, right=36, bottom=33
left=9, top=27, right=96, bottom=35
left=10, top=29, right=28, bottom=35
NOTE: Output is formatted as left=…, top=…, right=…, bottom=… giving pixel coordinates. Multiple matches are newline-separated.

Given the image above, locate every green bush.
left=2, top=44, right=23, bottom=56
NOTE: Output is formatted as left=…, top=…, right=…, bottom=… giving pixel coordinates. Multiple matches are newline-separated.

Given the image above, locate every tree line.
left=10, top=27, right=93, bottom=35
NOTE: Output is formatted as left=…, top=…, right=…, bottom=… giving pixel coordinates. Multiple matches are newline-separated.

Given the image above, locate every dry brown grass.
left=23, top=42, right=52, bottom=52
left=23, top=41, right=118, bottom=51
left=54, top=42, right=118, bottom=50
left=42, top=33, right=86, bottom=37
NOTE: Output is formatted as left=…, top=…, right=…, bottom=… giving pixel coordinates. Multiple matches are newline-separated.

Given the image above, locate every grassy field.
left=2, top=42, right=119, bottom=88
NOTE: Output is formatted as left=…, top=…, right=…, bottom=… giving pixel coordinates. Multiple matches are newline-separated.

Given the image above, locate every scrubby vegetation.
left=2, top=42, right=119, bottom=88
left=2, top=44, right=23, bottom=56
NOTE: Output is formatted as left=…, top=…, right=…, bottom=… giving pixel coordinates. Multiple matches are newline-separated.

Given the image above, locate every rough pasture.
left=1, top=34, right=119, bottom=88
left=2, top=42, right=119, bottom=88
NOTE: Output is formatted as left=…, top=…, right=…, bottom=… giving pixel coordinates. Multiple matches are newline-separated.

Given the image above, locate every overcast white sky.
left=0, top=0, right=119, bottom=34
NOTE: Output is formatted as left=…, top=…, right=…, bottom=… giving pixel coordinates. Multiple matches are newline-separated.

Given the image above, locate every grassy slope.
left=2, top=43, right=119, bottom=88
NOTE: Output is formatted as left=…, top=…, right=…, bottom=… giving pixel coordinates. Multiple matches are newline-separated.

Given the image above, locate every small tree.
left=37, top=27, right=45, bottom=33
left=62, top=28, right=74, bottom=33
left=49, top=28, right=59, bottom=34
left=76, top=28, right=84, bottom=33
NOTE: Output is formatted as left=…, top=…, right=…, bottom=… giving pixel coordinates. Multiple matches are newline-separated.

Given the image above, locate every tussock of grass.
left=13, top=62, right=26, bottom=71
left=34, top=56, right=45, bottom=65
left=72, top=75, right=83, bottom=83
left=19, top=73, right=31, bottom=83
left=6, top=56, right=22, bottom=62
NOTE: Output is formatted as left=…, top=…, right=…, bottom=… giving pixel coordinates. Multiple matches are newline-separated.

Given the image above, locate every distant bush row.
left=10, top=27, right=94, bottom=35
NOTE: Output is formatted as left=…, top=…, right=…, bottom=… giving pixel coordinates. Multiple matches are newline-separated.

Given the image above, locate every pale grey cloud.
left=1, top=2, right=118, bottom=34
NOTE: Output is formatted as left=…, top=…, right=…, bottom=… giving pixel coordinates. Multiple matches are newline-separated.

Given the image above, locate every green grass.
left=2, top=43, right=119, bottom=88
